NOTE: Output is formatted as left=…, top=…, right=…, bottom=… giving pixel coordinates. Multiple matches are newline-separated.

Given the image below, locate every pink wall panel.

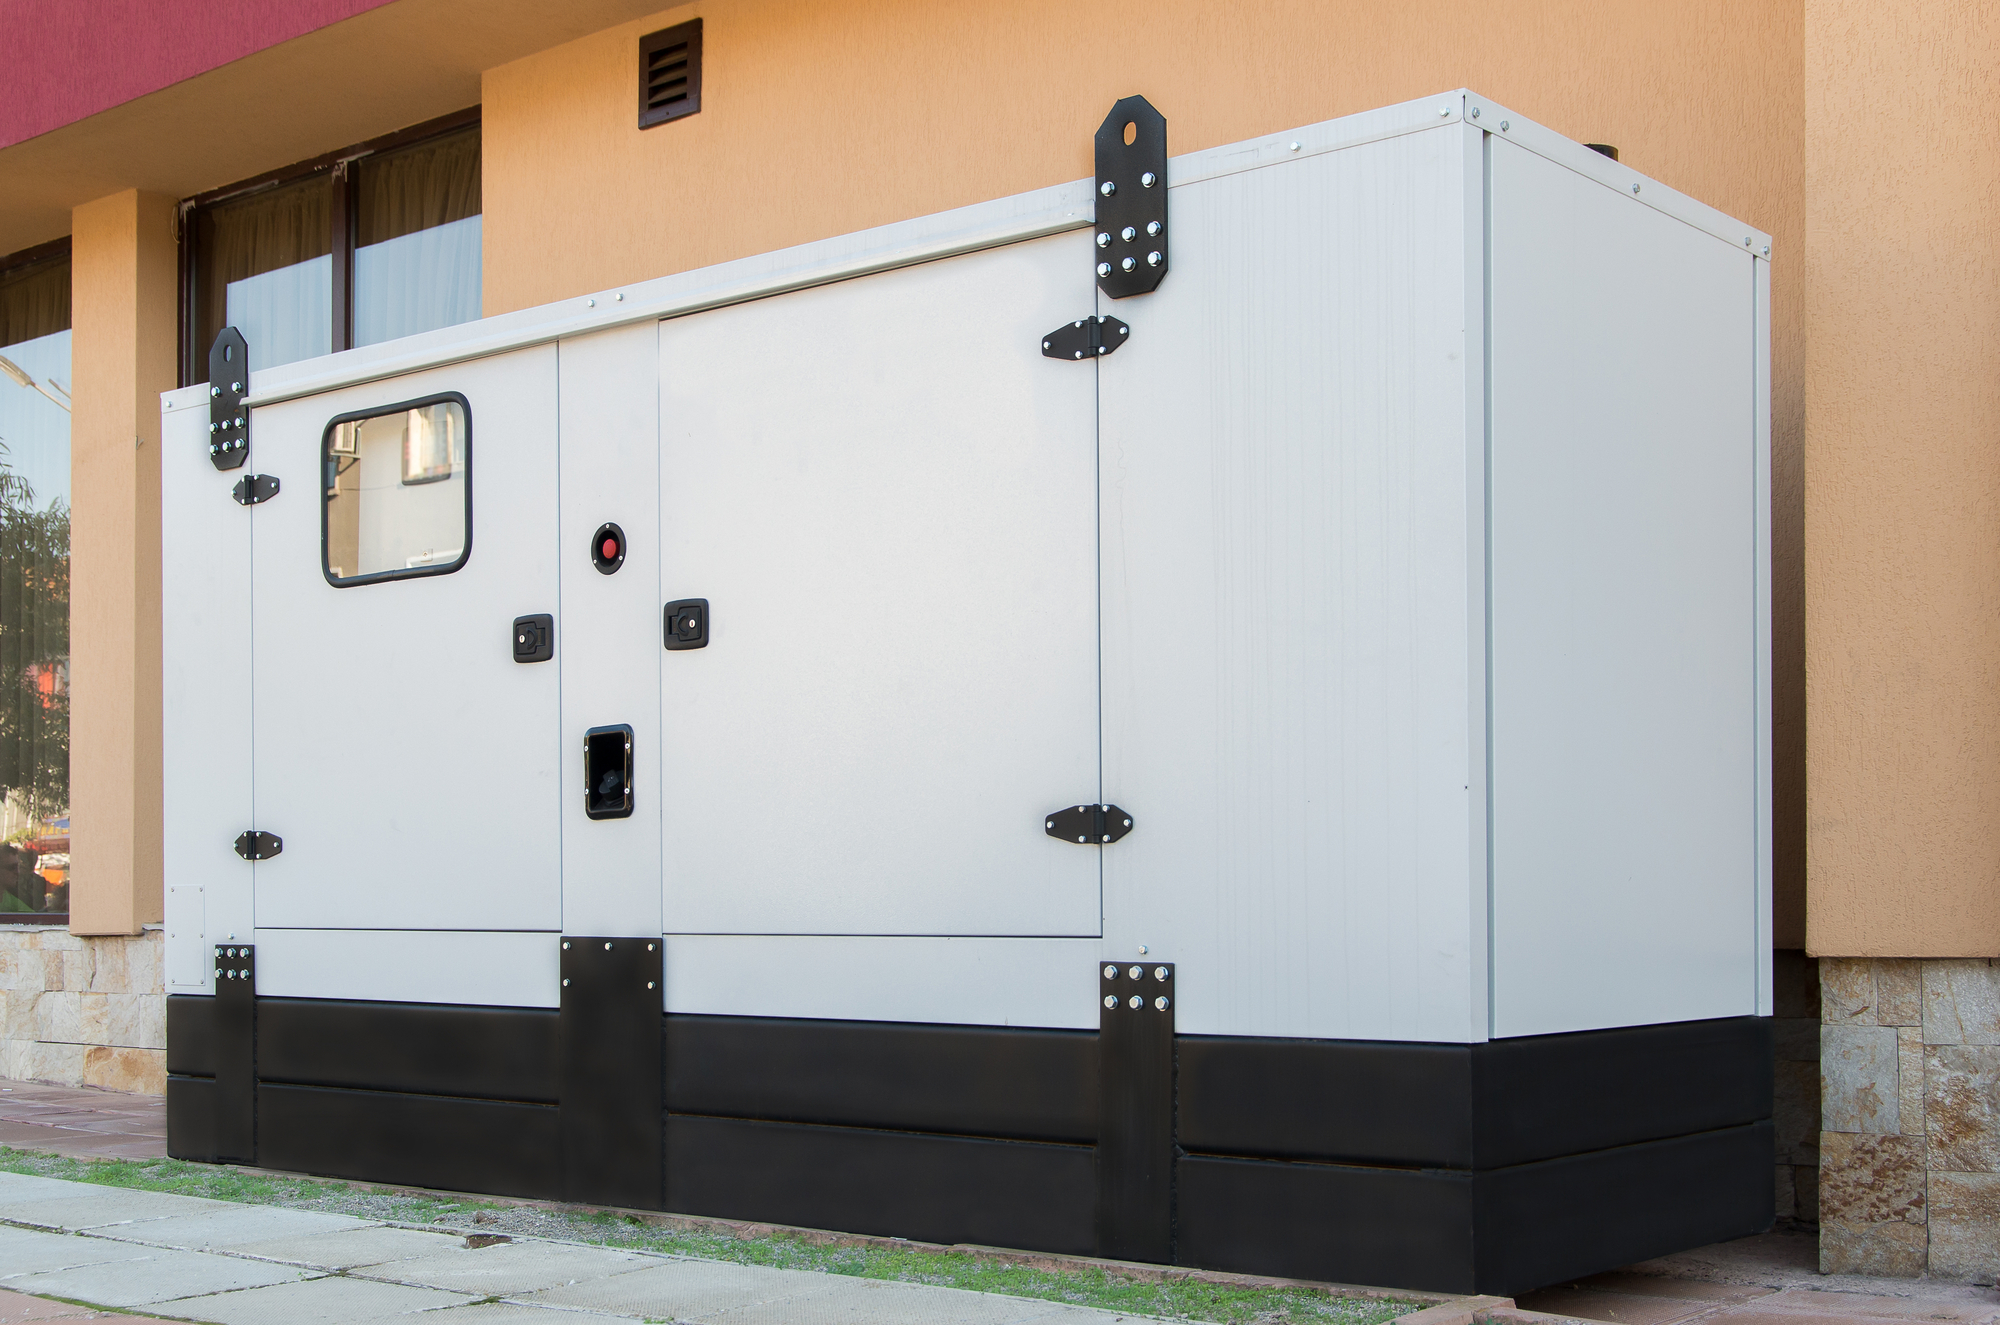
left=0, top=0, right=399, bottom=151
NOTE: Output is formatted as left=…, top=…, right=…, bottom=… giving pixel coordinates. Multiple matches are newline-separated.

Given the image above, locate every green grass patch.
left=0, top=1147, right=1420, bottom=1323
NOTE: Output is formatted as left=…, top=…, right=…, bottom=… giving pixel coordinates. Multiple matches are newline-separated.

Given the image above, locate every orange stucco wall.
left=483, top=0, right=1808, bottom=942
left=68, top=189, right=173, bottom=935
left=1803, top=0, right=2000, bottom=956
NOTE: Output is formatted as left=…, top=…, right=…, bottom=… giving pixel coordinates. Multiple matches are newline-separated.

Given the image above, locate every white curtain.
left=225, top=256, right=332, bottom=370
left=353, top=215, right=482, bottom=347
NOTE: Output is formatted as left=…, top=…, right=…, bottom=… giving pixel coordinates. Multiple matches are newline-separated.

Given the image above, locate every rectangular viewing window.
left=324, top=394, right=469, bottom=585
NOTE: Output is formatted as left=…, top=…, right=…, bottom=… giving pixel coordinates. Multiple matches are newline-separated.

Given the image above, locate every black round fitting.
left=592, top=522, right=626, bottom=575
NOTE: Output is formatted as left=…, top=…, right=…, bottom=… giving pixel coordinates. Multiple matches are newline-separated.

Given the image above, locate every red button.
left=601, top=538, right=619, bottom=560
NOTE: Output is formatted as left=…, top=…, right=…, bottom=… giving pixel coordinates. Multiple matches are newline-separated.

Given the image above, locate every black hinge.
left=1046, top=804, right=1134, bottom=845
left=1094, top=96, right=1168, bottom=299
left=232, top=474, right=279, bottom=505
left=234, top=830, right=282, bottom=861
left=1042, top=315, right=1130, bottom=361
left=208, top=327, right=250, bottom=471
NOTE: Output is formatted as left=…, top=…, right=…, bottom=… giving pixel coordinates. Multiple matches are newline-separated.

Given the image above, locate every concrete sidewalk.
left=0, top=1172, right=1152, bottom=1324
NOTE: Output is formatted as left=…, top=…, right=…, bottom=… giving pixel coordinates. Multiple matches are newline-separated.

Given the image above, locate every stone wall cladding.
left=0, top=926, right=164, bottom=1095
left=1821, top=956, right=2000, bottom=1282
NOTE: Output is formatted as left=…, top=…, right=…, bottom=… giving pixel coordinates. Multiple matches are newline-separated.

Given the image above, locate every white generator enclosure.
left=161, top=92, right=1773, bottom=1295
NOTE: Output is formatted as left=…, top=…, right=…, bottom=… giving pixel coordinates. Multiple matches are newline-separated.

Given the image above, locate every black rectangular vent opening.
left=640, top=20, right=703, bottom=129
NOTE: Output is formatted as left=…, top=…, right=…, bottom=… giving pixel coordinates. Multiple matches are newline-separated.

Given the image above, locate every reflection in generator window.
left=324, top=396, right=469, bottom=584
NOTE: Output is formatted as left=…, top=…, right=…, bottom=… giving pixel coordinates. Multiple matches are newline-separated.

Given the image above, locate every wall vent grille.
left=640, top=20, right=702, bottom=129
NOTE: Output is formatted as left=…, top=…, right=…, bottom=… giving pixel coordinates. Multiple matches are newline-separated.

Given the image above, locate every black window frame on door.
left=176, top=106, right=481, bottom=389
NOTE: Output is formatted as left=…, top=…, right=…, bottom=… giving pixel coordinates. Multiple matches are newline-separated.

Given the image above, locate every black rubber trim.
left=561, top=938, right=664, bottom=1209
left=665, top=1015, right=1096, bottom=1144
left=1178, top=1016, right=1774, bottom=1171
left=1176, top=1121, right=1775, bottom=1296
left=165, top=995, right=217, bottom=1077
left=257, top=1083, right=561, bottom=1200
left=258, top=998, right=559, bottom=1103
left=1472, top=1017, right=1775, bottom=1168
left=164, top=1074, right=217, bottom=1163
left=665, top=1114, right=1095, bottom=1253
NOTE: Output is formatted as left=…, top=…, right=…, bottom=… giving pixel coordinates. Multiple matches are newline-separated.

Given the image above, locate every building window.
left=181, top=110, right=481, bottom=384
left=0, top=238, right=71, bottom=921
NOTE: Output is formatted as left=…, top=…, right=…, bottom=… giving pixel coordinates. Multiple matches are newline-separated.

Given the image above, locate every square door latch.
left=664, top=599, right=708, bottom=651
left=514, top=613, right=554, bottom=663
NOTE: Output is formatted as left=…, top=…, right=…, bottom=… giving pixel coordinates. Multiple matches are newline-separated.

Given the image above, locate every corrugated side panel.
left=1485, top=137, right=1761, bottom=1036
left=1100, top=123, right=1482, bottom=1042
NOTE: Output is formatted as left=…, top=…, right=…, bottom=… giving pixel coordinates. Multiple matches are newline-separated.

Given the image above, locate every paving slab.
left=0, top=1224, right=160, bottom=1276
left=228, top=1223, right=465, bottom=1270
left=88, top=1204, right=371, bottom=1250
left=526, top=1259, right=1136, bottom=1323
left=416, top=1305, right=663, bottom=1323
left=156, top=1275, right=477, bottom=1325
left=0, top=1173, right=100, bottom=1203
left=355, top=1236, right=663, bottom=1295
left=4, top=1247, right=313, bottom=1308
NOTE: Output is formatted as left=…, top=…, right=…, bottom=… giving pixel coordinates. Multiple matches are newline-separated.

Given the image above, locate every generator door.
left=660, top=232, right=1101, bottom=936
left=247, top=347, right=562, bottom=931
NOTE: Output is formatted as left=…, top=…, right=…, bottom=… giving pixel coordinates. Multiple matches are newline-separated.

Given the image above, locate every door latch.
left=513, top=613, right=554, bottom=663
left=664, top=599, right=708, bottom=650
left=1046, top=804, right=1134, bottom=844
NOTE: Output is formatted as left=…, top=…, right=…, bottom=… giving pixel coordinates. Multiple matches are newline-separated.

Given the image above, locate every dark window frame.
left=321, top=391, right=474, bottom=589
left=639, top=20, right=703, bottom=129
left=176, top=106, right=481, bottom=389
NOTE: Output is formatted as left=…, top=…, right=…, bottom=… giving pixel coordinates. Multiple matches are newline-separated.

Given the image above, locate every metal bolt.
left=1155, top=996, right=1170, bottom=1011
left=232, top=382, right=241, bottom=393
left=1289, top=142, right=1301, bottom=152
left=1097, top=262, right=1112, bottom=278
left=1470, top=108, right=1481, bottom=119
left=210, top=445, right=218, bottom=454
left=1146, top=221, right=1161, bottom=237
left=1147, top=251, right=1161, bottom=267
left=648, top=943, right=655, bottom=951
left=1077, top=834, right=1087, bottom=841
left=1128, top=965, right=1142, bottom=980
left=604, top=941, right=612, bottom=950
left=1128, top=995, right=1142, bottom=1009
left=1138, top=944, right=1148, bottom=954
left=210, top=386, right=220, bottom=397
left=1103, top=994, right=1117, bottom=1009
left=1500, top=121, right=1510, bottom=131
left=563, top=978, right=570, bottom=986
left=586, top=297, right=596, bottom=307
left=647, top=981, right=655, bottom=989
left=563, top=941, right=570, bottom=949
left=1763, top=245, right=1771, bottom=257
left=1439, top=105, right=1451, bottom=117
left=209, top=423, right=218, bottom=433
left=1121, top=226, right=1136, bottom=242
left=1121, top=257, right=1136, bottom=272
left=1104, top=964, right=1118, bottom=979
left=1155, top=966, right=1168, bottom=981
left=1632, top=183, right=1641, bottom=195
left=1096, top=232, right=1110, bottom=248
left=1141, top=171, right=1156, bottom=188
left=1745, top=237, right=1753, bottom=246
left=1100, top=181, right=1115, bottom=196
left=1102, top=833, right=1110, bottom=841
left=1123, top=818, right=1132, bottom=826
left=615, top=292, right=625, bottom=301
left=1096, top=347, right=1107, bottom=356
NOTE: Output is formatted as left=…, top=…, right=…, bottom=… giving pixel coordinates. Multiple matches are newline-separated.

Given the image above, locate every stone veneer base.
left=1819, top=956, right=2000, bottom=1282
left=0, top=925, right=165, bottom=1095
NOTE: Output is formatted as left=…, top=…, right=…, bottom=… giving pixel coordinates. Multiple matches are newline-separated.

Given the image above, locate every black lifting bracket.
left=1094, top=95, right=1168, bottom=299
left=1047, top=804, right=1134, bottom=845
left=232, top=474, right=279, bottom=505
left=234, top=830, right=282, bottom=861
left=1042, top=315, right=1129, bottom=361
left=208, top=327, right=250, bottom=471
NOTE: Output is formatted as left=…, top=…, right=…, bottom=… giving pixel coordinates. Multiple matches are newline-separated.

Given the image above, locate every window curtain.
left=354, top=125, right=482, bottom=347
left=194, top=175, right=331, bottom=371
left=0, top=252, right=70, bottom=349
